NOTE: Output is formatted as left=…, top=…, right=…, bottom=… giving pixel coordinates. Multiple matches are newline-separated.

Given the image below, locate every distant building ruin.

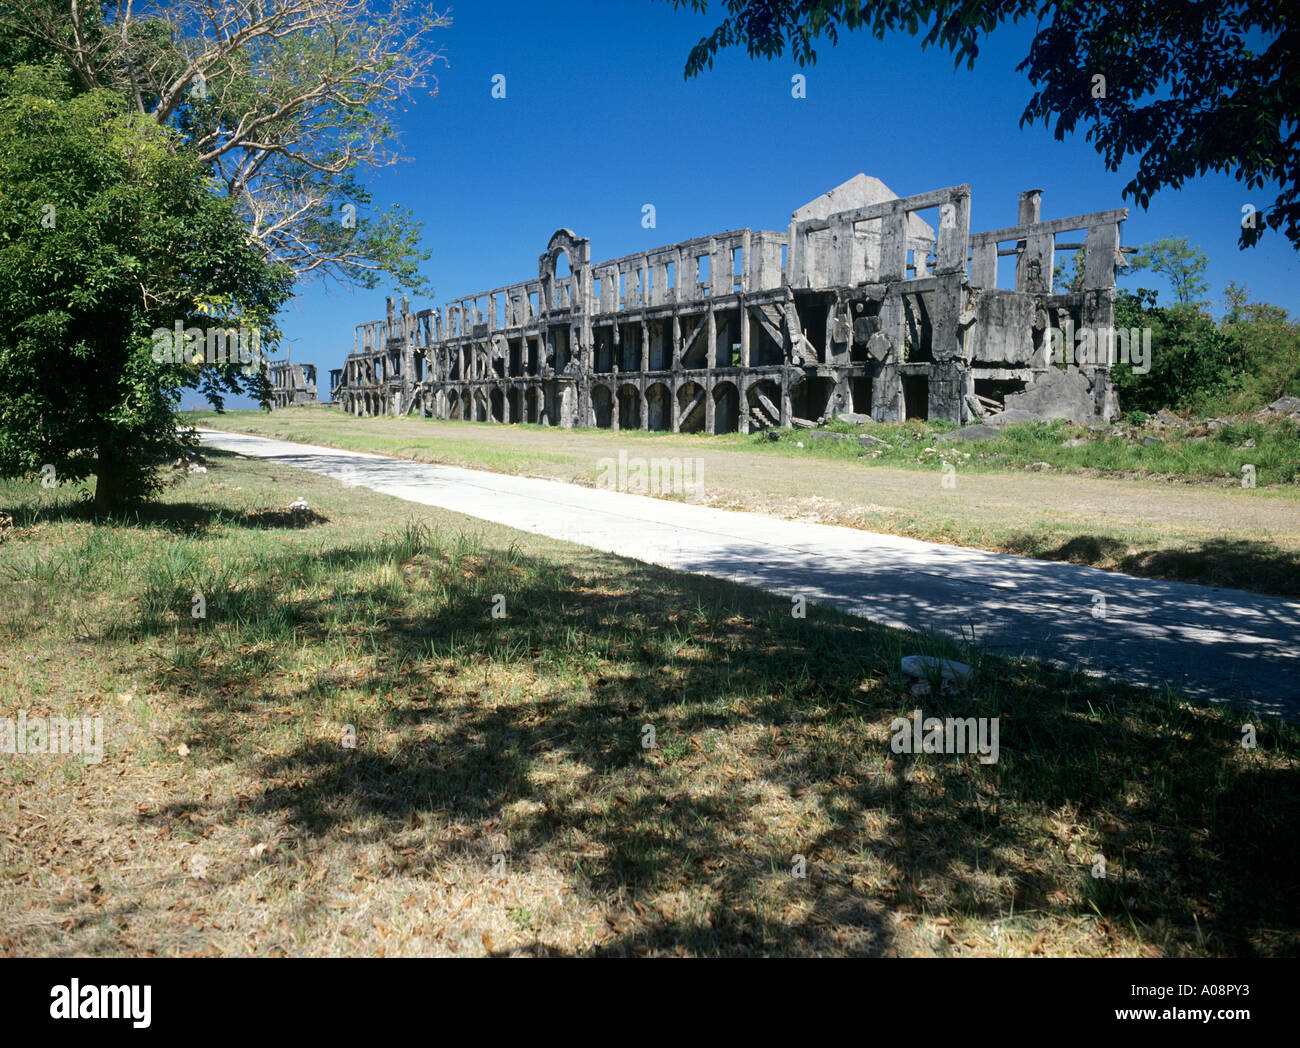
left=336, top=176, right=1128, bottom=430
left=269, top=361, right=318, bottom=408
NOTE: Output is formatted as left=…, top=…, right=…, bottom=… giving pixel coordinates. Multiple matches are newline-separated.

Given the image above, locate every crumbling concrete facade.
left=269, top=361, right=318, bottom=408
left=337, top=176, right=1128, bottom=430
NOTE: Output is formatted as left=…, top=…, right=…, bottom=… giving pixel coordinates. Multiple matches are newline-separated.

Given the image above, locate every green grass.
left=774, top=415, right=1300, bottom=486
left=1, top=450, right=1297, bottom=956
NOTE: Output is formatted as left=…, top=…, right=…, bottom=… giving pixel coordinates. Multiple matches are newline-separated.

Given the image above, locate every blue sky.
left=204, top=0, right=1298, bottom=407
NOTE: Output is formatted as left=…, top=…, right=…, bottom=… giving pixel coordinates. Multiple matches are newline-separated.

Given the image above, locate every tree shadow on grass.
left=0, top=449, right=328, bottom=534
left=92, top=531, right=1300, bottom=956
left=1007, top=532, right=1300, bottom=598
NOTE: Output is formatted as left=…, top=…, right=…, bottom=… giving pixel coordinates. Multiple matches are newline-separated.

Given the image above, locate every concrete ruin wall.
left=336, top=176, right=1128, bottom=431
left=269, top=362, right=318, bottom=408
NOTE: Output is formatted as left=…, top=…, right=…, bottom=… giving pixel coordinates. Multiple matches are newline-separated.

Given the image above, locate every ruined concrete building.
left=269, top=361, right=318, bottom=408
left=336, top=175, right=1128, bottom=430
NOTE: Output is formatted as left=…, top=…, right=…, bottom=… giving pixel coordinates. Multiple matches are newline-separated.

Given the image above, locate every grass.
left=185, top=407, right=1300, bottom=598
left=812, top=414, right=1300, bottom=486
left=1, top=450, right=1297, bottom=956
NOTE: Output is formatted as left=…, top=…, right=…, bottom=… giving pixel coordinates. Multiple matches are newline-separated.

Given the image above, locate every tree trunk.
left=93, top=438, right=125, bottom=516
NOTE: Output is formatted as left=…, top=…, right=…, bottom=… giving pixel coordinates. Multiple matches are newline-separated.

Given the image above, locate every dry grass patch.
left=1, top=451, right=1297, bottom=956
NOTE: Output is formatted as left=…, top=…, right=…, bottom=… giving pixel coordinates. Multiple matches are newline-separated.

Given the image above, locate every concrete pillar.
left=1018, top=189, right=1043, bottom=227
left=560, top=385, right=573, bottom=430
left=880, top=211, right=908, bottom=282
left=837, top=374, right=853, bottom=417
left=707, top=306, right=716, bottom=372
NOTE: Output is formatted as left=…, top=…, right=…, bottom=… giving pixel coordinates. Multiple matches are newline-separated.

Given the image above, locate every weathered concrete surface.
left=268, top=361, right=318, bottom=408
left=200, top=428, right=1300, bottom=717
left=1003, top=366, right=1096, bottom=422
left=339, top=181, right=1127, bottom=429
left=966, top=290, right=1036, bottom=365
left=791, top=172, right=936, bottom=241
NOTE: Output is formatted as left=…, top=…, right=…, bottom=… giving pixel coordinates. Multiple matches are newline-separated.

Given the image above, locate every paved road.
left=199, top=428, right=1300, bottom=716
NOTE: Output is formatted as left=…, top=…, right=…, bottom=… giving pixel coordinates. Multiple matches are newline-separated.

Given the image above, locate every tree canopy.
left=1126, top=236, right=1210, bottom=307
left=664, top=1, right=1299, bottom=251
left=0, top=0, right=447, bottom=290
left=0, top=64, right=292, bottom=512
left=0, top=2, right=448, bottom=510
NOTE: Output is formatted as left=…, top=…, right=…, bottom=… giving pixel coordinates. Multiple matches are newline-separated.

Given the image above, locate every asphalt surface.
left=199, top=428, right=1300, bottom=716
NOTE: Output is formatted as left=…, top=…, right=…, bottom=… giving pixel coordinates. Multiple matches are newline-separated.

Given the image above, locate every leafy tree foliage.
left=1052, top=247, right=1085, bottom=293
left=664, top=1, right=1299, bottom=250
left=0, top=2, right=447, bottom=509
left=1113, top=282, right=1299, bottom=415
left=1218, top=292, right=1300, bottom=408
left=0, top=1, right=446, bottom=289
left=0, top=65, right=291, bottom=512
left=1112, top=290, right=1237, bottom=413
left=1126, top=236, right=1210, bottom=307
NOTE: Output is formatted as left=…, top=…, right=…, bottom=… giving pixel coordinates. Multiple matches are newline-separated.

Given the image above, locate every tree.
left=1222, top=281, right=1251, bottom=325
left=1052, top=247, right=1085, bottom=294
left=0, top=2, right=448, bottom=510
left=1111, top=288, right=1244, bottom=414
left=0, top=0, right=448, bottom=289
left=662, top=1, right=1299, bottom=251
left=1111, top=280, right=1299, bottom=415
left=1219, top=295, right=1300, bottom=407
left=1126, top=236, right=1210, bottom=307
left=0, top=64, right=291, bottom=513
